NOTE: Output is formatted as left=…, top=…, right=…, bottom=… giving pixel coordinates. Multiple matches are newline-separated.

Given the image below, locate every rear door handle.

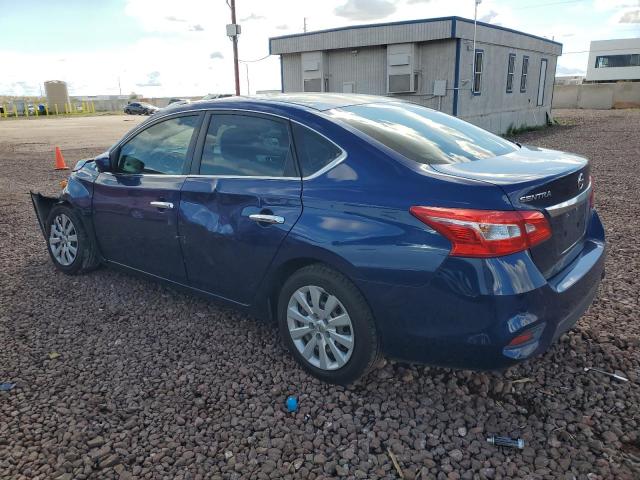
left=249, top=214, right=285, bottom=224
left=150, top=201, right=174, bottom=209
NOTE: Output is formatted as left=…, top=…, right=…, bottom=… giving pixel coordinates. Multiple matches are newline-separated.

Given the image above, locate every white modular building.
left=585, top=38, right=640, bottom=83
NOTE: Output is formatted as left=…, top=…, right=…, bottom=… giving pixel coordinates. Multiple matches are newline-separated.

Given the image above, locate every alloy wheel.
left=287, top=285, right=354, bottom=370
left=49, top=213, right=78, bottom=266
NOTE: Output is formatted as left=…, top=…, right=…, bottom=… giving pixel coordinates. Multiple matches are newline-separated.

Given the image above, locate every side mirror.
left=94, top=151, right=113, bottom=172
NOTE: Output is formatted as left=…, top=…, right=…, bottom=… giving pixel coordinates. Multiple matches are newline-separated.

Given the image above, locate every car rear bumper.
left=358, top=210, right=606, bottom=370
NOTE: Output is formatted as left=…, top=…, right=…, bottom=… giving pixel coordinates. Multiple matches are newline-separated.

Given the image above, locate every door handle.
left=249, top=213, right=285, bottom=224
left=150, top=201, right=174, bottom=209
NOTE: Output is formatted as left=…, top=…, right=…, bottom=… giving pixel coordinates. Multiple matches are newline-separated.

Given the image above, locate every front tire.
left=45, top=205, right=99, bottom=275
left=278, top=264, right=380, bottom=384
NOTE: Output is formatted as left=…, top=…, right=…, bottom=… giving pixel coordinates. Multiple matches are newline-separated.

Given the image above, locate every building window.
left=472, top=50, right=483, bottom=95
left=595, top=54, right=640, bottom=68
left=506, top=53, right=516, bottom=93
left=520, top=56, right=529, bottom=92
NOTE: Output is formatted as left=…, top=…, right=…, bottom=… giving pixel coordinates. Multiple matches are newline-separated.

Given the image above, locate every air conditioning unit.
left=301, top=51, right=326, bottom=92
left=387, top=44, right=418, bottom=93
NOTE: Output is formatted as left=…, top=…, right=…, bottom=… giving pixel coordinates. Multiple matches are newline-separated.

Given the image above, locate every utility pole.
left=303, top=17, right=307, bottom=33
left=245, top=63, right=250, bottom=95
left=228, top=0, right=241, bottom=96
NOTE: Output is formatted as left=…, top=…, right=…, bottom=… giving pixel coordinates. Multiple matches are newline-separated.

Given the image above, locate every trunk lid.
left=432, top=146, right=591, bottom=278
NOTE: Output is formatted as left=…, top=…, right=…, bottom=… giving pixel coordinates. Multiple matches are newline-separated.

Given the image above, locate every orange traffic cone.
left=54, top=146, right=69, bottom=170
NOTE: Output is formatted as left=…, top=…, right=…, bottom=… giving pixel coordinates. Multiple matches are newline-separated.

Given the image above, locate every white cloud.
left=334, top=0, right=396, bottom=21
left=240, top=13, right=266, bottom=22
left=620, top=10, right=640, bottom=23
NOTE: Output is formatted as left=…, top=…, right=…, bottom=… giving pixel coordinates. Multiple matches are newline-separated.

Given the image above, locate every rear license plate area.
left=551, top=201, right=589, bottom=255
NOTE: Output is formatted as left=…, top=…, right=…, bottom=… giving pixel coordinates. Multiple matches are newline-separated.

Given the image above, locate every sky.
left=1, top=0, right=639, bottom=97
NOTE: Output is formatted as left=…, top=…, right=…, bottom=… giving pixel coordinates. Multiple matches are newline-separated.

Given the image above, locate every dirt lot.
left=1, top=111, right=639, bottom=480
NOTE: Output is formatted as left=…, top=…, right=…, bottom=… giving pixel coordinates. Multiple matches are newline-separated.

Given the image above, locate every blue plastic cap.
left=286, top=395, right=298, bottom=412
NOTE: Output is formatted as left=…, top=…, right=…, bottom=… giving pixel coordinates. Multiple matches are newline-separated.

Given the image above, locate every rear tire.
left=45, top=204, right=100, bottom=275
left=278, top=264, right=380, bottom=384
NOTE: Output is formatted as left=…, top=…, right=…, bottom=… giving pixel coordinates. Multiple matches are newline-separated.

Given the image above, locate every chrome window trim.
left=188, top=175, right=300, bottom=181
left=101, top=172, right=300, bottom=181
left=545, top=182, right=591, bottom=217
left=301, top=150, right=348, bottom=181
left=110, top=107, right=348, bottom=181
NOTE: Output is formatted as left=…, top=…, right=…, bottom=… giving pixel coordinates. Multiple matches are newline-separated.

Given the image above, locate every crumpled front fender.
left=30, top=192, right=60, bottom=240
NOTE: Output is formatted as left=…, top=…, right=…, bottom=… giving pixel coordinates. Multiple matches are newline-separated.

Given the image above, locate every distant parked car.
left=201, top=93, right=233, bottom=100
left=31, top=94, right=605, bottom=384
left=124, top=102, right=158, bottom=115
left=165, top=99, right=191, bottom=108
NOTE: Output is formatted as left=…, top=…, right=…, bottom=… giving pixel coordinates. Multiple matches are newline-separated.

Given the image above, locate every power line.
left=513, top=0, right=586, bottom=9
left=239, top=54, right=272, bottom=63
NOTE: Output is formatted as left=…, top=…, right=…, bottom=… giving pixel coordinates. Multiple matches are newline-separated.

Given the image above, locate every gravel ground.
left=1, top=110, right=639, bottom=480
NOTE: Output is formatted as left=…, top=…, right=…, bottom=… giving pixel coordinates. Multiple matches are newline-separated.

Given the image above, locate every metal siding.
left=457, top=41, right=558, bottom=133
left=320, top=42, right=455, bottom=113
left=326, top=46, right=387, bottom=95
left=455, top=21, right=561, bottom=55
left=282, top=54, right=303, bottom=92
left=271, top=20, right=453, bottom=54
left=415, top=40, right=456, bottom=113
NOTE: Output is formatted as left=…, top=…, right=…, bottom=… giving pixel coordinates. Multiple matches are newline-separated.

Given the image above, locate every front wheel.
left=278, top=264, right=381, bottom=384
left=45, top=205, right=100, bottom=275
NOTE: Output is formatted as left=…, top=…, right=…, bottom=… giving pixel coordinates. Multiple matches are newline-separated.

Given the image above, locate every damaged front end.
left=30, top=157, right=99, bottom=240
left=30, top=192, right=60, bottom=240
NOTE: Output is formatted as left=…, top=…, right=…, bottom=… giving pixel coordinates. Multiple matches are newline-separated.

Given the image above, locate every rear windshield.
left=328, top=102, right=518, bottom=165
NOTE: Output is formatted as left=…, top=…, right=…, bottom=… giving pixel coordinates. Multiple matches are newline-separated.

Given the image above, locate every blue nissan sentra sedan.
left=31, top=94, right=605, bottom=384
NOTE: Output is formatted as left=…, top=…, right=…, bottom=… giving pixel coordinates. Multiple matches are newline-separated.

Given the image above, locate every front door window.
left=118, top=116, right=199, bottom=175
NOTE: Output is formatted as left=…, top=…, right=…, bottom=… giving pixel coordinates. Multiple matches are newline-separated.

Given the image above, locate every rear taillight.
left=589, top=175, right=595, bottom=209
left=410, top=207, right=552, bottom=258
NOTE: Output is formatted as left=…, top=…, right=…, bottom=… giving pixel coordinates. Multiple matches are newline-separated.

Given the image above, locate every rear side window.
left=292, top=124, right=343, bottom=177
left=328, top=102, right=517, bottom=165
left=118, top=115, right=199, bottom=174
left=200, top=115, right=297, bottom=177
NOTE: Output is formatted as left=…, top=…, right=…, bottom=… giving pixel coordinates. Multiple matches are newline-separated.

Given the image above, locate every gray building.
left=269, top=16, right=562, bottom=134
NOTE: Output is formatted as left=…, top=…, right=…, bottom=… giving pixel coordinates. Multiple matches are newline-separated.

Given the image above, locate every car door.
left=93, top=113, right=203, bottom=282
left=179, top=111, right=302, bottom=305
